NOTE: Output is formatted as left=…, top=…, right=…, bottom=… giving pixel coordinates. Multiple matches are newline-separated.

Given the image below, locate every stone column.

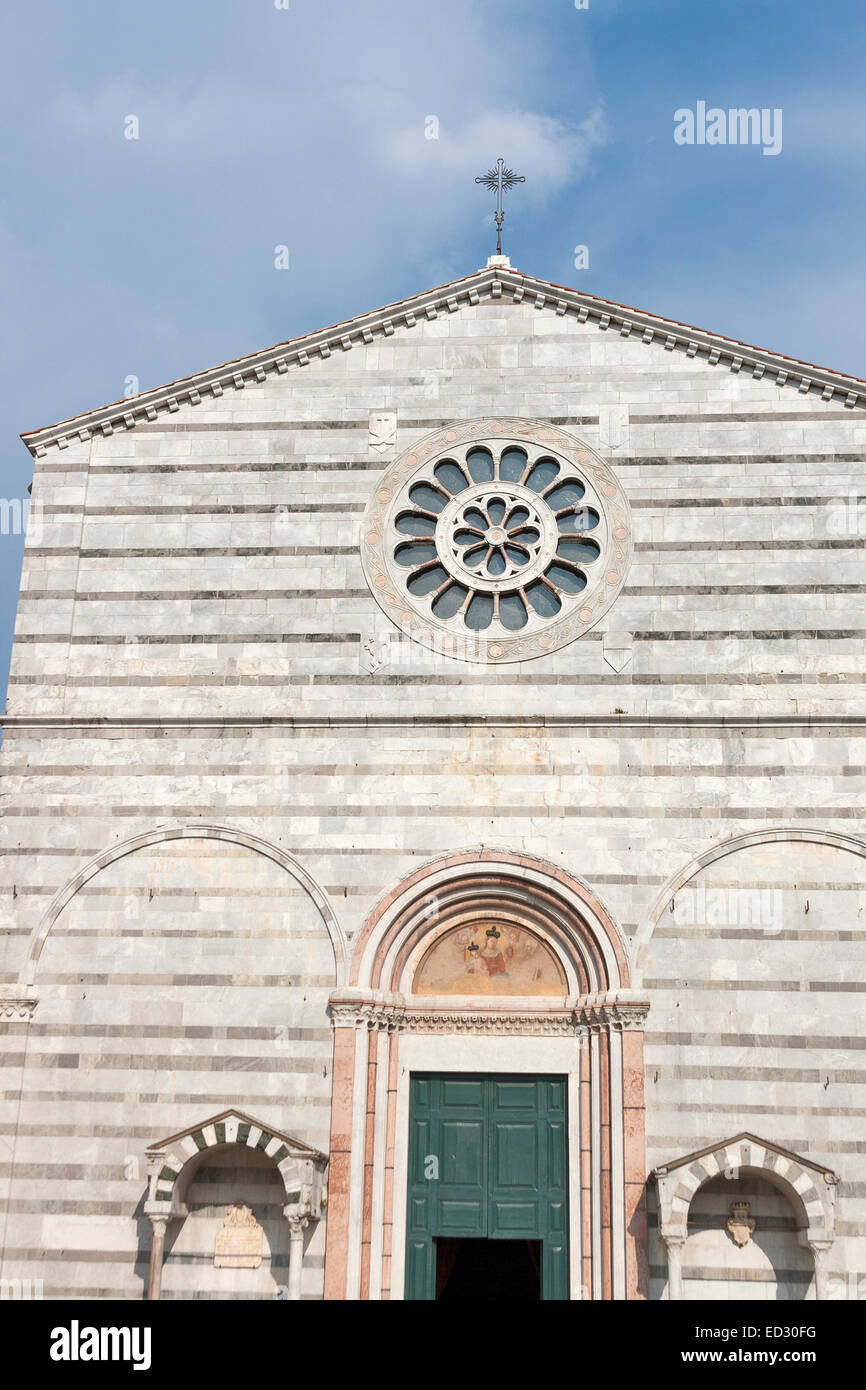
left=661, top=1232, right=686, bottom=1301
left=286, top=1214, right=309, bottom=1301
left=807, top=1240, right=833, bottom=1301
left=146, top=1214, right=170, bottom=1301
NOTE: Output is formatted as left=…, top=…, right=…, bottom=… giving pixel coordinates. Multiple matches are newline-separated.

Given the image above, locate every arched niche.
left=144, top=1108, right=327, bottom=1302
left=653, top=1134, right=838, bottom=1301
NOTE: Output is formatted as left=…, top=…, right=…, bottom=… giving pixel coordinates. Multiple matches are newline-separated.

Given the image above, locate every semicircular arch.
left=21, top=822, right=348, bottom=989
left=633, top=828, right=866, bottom=982
left=349, top=848, right=632, bottom=997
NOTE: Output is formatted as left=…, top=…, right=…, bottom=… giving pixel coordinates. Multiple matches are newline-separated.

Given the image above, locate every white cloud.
left=384, top=107, right=611, bottom=199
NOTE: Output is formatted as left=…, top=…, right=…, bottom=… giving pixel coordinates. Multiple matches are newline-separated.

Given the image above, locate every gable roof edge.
left=21, top=266, right=866, bottom=457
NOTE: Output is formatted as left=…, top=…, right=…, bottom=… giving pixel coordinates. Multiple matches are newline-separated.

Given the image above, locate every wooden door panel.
left=491, top=1121, right=540, bottom=1189
left=441, top=1077, right=485, bottom=1108
left=405, top=1073, right=569, bottom=1300
left=440, top=1119, right=485, bottom=1186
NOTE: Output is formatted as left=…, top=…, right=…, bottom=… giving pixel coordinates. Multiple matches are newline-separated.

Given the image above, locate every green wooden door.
left=405, top=1073, right=569, bottom=1300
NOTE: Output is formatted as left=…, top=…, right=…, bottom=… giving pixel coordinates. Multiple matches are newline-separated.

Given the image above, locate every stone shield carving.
left=726, top=1201, right=756, bottom=1248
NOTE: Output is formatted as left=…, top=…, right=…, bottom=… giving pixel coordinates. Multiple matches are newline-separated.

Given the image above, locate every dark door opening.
left=435, top=1237, right=542, bottom=1301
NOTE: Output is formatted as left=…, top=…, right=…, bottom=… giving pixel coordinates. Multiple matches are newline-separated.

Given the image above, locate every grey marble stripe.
left=648, top=1104, right=866, bottom=1120
left=3, top=762, right=860, bottom=779
left=648, top=1135, right=865, bottom=1154
left=41, top=494, right=851, bottom=515
left=25, top=1024, right=332, bottom=1040
left=1, top=1122, right=323, bottom=1139
left=8, top=1053, right=330, bottom=1072
left=43, top=502, right=365, bottom=516
left=1, top=1089, right=331, bottom=1106
left=10, top=672, right=866, bottom=687
left=636, top=539, right=863, bottom=552
left=646, top=978, right=866, bottom=992
left=4, top=801, right=861, bottom=820
left=14, top=628, right=863, bottom=646
left=79, top=450, right=866, bottom=469
left=646, top=1032, right=866, bottom=1048
left=4, top=714, right=862, bottom=729
left=651, top=1062, right=866, bottom=1078
left=18, top=589, right=864, bottom=605
left=21, top=539, right=863, bottom=558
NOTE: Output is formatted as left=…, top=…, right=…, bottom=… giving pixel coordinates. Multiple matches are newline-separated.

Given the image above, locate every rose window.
left=362, top=418, right=632, bottom=663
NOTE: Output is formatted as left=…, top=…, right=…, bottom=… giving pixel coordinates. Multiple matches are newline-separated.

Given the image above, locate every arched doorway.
left=323, top=850, right=650, bottom=1301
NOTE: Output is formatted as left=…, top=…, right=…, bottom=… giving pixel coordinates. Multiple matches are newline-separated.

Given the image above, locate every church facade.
left=1, top=258, right=863, bottom=1301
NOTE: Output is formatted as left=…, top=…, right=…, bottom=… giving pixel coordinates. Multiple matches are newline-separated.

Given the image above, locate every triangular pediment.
left=21, top=263, right=866, bottom=456
left=145, top=1107, right=325, bottom=1162
left=653, top=1131, right=836, bottom=1178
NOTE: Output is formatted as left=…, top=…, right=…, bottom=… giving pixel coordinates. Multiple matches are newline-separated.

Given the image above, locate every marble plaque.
left=369, top=409, right=397, bottom=453
left=214, top=1203, right=263, bottom=1268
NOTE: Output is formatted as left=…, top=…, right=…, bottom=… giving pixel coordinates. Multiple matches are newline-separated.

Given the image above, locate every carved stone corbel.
left=0, top=996, right=38, bottom=1022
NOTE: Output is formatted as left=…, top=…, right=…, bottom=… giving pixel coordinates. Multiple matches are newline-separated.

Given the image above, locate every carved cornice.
left=401, top=1010, right=577, bottom=1036
left=22, top=267, right=865, bottom=456
left=329, top=999, right=404, bottom=1031
left=577, top=1000, right=651, bottom=1032
left=328, top=990, right=649, bottom=1036
left=0, top=996, right=38, bottom=1021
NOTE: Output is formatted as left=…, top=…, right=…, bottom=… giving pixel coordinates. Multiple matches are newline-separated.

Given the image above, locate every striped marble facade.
left=1, top=265, right=864, bottom=1298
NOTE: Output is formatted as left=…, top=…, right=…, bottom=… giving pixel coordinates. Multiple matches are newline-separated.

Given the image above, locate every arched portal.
left=324, top=850, right=650, bottom=1302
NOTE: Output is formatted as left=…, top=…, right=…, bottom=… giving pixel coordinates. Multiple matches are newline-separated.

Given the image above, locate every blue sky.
left=2, top=0, right=865, bottom=705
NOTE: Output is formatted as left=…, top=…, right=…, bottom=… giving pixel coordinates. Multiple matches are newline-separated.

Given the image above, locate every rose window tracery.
left=361, top=418, right=632, bottom=663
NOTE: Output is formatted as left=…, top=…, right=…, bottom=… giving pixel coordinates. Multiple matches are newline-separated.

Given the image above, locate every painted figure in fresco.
left=455, top=927, right=480, bottom=973
left=505, top=925, right=539, bottom=965
left=480, top=928, right=507, bottom=977
left=415, top=921, right=566, bottom=996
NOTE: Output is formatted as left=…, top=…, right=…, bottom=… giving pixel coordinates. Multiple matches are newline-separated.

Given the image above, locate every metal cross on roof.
left=475, top=157, right=525, bottom=255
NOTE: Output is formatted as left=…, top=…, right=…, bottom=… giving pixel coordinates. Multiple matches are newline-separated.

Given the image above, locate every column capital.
left=328, top=989, right=405, bottom=1031
left=805, top=1237, right=834, bottom=1256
